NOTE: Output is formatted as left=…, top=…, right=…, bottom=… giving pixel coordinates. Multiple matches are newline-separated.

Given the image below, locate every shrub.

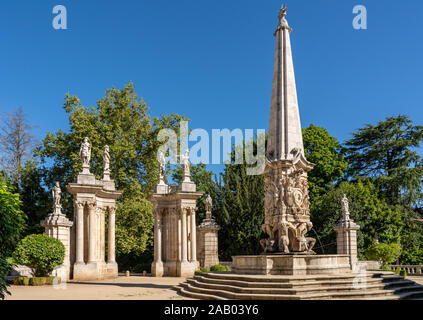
left=13, top=277, right=30, bottom=286
left=12, top=234, right=65, bottom=277
left=210, top=264, right=227, bottom=272
left=365, top=243, right=401, bottom=268
left=399, top=270, right=407, bottom=277
left=194, top=267, right=209, bottom=275
left=29, top=277, right=47, bottom=286
left=45, top=276, right=61, bottom=285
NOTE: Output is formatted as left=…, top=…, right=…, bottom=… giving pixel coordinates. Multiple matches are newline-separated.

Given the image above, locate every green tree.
left=344, top=115, right=423, bottom=205
left=0, top=180, right=25, bottom=299
left=35, top=82, right=187, bottom=267
left=312, top=180, right=407, bottom=259
left=365, top=243, right=401, bottom=268
left=302, top=124, right=348, bottom=208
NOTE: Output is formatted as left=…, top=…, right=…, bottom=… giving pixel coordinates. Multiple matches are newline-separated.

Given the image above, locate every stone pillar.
left=75, top=201, right=85, bottom=264
left=41, top=213, right=73, bottom=281
left=100, top=208, right=105, bottom=262
left=197, top=216, right=220, bottom=269
left=190, top=208, right=197, bottom=264
left=88, top=202, right=97, bottom=263
left=152, top=208, right=163, bottom=277
left=334, top=196, right=360, bottom=269
left=108, top=206, right=116, bottom=263
left=181, top=208, right=188, bottom=263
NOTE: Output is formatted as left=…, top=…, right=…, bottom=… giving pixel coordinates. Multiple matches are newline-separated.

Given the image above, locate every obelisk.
left=261, top=5, right=316, bottom=254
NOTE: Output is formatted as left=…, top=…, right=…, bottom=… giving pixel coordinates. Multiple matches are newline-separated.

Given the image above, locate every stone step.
left=195, top=274, right=386, bottom=289
left=187, top=278, right=395, bottom=295
left=176, top=284, right=227, bottom=300
left=201, top=272, right=380, bottom=283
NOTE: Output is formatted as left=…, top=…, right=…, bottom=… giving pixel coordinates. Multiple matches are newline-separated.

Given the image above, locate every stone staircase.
left=174, top=271, right=423, bottom=300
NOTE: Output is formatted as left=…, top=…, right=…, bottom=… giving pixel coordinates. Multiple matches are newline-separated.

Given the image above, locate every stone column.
left=190, top=208, right=197, bottom=264
left=100, top=208, right=105, bottom=262
left=108, top=206, right=116, bottom=263
left=334, top=218, right=360, bottom=268
left=181, top=208, right=188, bottom=262
left=88, top=202, right=97, bottom=263
left=75, top=201, right=85, bottom=264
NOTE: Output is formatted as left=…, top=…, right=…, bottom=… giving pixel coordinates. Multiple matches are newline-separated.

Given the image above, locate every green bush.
left=13, top=277, right=30, bottom=286
left=399, top=270, right=407, bottom=277
left=210, top=264, right=227, bottom=272
left=29, top=277, right=47, bottom=286
left=365, top=243, right=401, bottom=268
left=12, top=234, right=65, bottom=277
left=194, top=267, right=210, bottom=275
left=45, top=276, right=61, bottom=285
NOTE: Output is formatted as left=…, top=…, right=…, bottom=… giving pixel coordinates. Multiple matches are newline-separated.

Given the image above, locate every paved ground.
left=6, top=275, right=191, bottom=300
left=6, top=274, right=423, bottom=300
left=408, top=276, right=423, bottom=286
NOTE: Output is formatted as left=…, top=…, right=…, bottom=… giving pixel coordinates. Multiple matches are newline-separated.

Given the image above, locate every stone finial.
left=80, top=137, right=92, bottom=174
left=205, top=194, right=213, bottom=219
left=52, top=181, right=62, bottom=214
left=103, top=145, right=110, bottom=180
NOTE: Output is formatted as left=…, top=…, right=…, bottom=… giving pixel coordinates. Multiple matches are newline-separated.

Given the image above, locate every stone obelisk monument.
left=232, top=6, right=351, bottom=275
left=261, top=5, right=315, bottom=254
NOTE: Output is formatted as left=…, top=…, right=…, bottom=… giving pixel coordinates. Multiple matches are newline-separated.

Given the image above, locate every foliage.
left=12, top=234, right=65, bottom=277
left=194, top=267, right=210, bottom=275
left=311, top=181, right=407, bottom=258
left=13, top=277, right=30, bottom=286
left=0, top=258, right=11, bottom=299
left=210, top=264, right=227, bottom=272
left=18, top=161, right=49, bottom=236
left=0, top=180, right=25, bottom=300
left=302, top=124, right=348, bottom=204
left=344, top=115, right=423, bottom=205
left=217, top=145, right=264, bottom=261
left=365, top=243, right=401, bottom=268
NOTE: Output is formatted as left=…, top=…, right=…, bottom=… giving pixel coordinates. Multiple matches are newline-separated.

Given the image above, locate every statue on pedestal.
left=52, top=181, right=62, bottom=214
left=158, top=151, right=166, bottom=184
left=80, top=137, right=91, bottom=173
left=205, top=194, right=212, bottom=219
left=341, top=194, right=350, bottom=220
left=180, top=149, right=191, bottom=182
left=103, top=145, right=110, bottom=180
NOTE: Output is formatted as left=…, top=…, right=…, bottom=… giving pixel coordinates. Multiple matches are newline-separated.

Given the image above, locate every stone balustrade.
left=390, top=265, right=423, bottom=275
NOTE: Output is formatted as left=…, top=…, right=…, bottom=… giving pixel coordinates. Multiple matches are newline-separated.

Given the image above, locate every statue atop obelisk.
left=261, top=5, right=316, bottom=254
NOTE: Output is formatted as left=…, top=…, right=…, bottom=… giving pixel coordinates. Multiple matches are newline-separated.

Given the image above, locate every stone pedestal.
left=334, top=217, right=360, bottom=269
left=41, top=212, right=73, bottom=281
left=149, top=181, right=202, bottom=277
left=197, top=218, right=220, bottom=269
left=232, top=254, right=351, bottom=275
left=67, top=172, right=122, bottom=281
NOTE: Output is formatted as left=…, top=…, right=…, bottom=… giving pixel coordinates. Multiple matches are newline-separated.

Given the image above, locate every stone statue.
left=341, top=194, right=350, bottom=220
left=80, top=137, right=91, bottom=172
left=158, top=151, right=166, bottom=184
left=181, top=149, right=190, bottom=181
left=205, top=194, right=212, bottom=219
left=103, top=145, right=110, bottom=172
left=52, top=181, right=62, bottom=213
left=279, top=4, right=287, bottom=20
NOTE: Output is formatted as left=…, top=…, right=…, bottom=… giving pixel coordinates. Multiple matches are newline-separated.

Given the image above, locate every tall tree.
left=0, top=180, right=25, bottom=299
left=0, top=107, right=36, bottom=184
left=344, top=115, right=423, bottom=206
left=302, top=124, right=348, bottom=205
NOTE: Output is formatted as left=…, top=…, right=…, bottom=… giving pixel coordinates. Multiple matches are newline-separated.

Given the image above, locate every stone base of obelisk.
left=231, top=254, right=351, bottom=275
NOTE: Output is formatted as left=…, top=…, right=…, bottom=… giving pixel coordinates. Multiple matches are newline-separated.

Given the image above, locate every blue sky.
left=1, top=0, right=422, bottom=174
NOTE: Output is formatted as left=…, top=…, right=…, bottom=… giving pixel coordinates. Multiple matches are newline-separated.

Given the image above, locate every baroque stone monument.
left=197, top=194, right=220, bottom=268
left=232, top=6, right=350, bottom=275
left=150, top=150, right=203, bottom=277
left=67, top=138, right=122, bottom=281
left=334, top=194, right=360, bottom=267
left=40, top=182, right=73, bottom=281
